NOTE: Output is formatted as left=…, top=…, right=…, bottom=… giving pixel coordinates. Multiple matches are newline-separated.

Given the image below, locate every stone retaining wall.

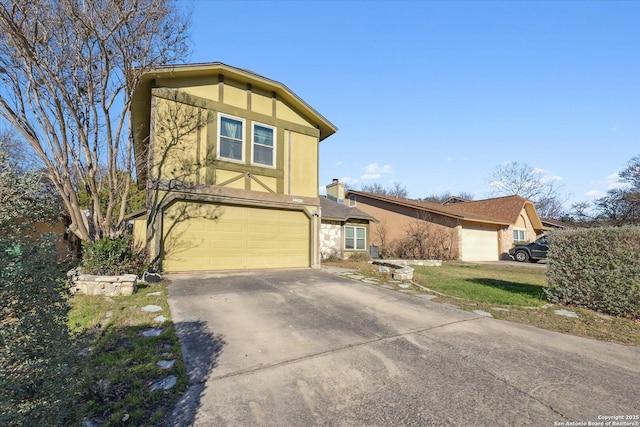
left=71, top=274, right=138, bottom=296
left=381, top=259, right=442, bottom=267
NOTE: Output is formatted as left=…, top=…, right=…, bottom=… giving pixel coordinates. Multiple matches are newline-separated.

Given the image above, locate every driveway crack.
left=207, top=315, right=486, bottom=382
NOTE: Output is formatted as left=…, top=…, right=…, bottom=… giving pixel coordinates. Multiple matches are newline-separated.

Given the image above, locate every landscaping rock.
left=392, top=266, right=414, bottom=280
left=554, top=309, right=579, bottom=318
left=419, top=295, right=436, bottom=300
left=154, top=315, right=168, bottom=323
left=398, top=283, right=411, bottom=289
left=148, top=291, right=162, bottom=296
left=157, top=360, right=175, bottom=369
left=142, top=328, right=163, bottom=337
left=378, top=266, right=391, bottom=273
left=142, top=304, right=163, bottom=312
left=150, top=375, right=177, bottom=391
left=473, top=310, right=493, bottom=317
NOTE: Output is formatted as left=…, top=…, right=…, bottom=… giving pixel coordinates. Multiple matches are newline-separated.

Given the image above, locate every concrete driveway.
left=166, top=269, right=639, bottom=426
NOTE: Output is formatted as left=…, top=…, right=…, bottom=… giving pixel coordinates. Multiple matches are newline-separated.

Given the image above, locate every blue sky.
left=187, top=0, right=639, bottom=208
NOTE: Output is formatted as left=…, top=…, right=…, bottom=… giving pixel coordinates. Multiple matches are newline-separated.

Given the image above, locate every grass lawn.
left=69, top=281, right=188, bottom=427
left=326, top=260, right=640, bottom=346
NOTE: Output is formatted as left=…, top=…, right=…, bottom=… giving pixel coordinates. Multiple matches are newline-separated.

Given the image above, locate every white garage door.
left=459, top=227, right=498, bottom=261
left=162, top=202, right=310, bottom=272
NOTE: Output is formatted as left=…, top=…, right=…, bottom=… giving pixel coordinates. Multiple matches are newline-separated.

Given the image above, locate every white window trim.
left=344, top=225, right=366, bottom=251
left=217, top=113, right=245, bottom=163
left=348, top=194, right=356, bottom=207
left=250, top=121, right=276, bottom=168
left=513, top=228, right=527, bottom=242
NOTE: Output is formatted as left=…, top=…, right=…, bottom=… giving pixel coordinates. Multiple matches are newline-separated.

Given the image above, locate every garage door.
left=162, top=202, right=310, bottom=272
left=459, top=226, right=498, bottom=261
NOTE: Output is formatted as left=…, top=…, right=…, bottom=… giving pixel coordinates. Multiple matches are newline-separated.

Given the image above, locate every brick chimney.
left=326, top=178, right=345, bottom=204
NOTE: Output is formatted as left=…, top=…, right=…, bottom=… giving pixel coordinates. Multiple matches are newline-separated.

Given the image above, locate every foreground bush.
left=545, top=227, right=640, bottom=319
left=82, top=236, right=148, bottom=276
left=0, top=142, right=80, bottom=425
left=0, top=235, right=80, bottom=426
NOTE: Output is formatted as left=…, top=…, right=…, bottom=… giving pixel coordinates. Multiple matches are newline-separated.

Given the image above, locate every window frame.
left=250, top=121, right=276, bottom=168
left=217, top=113, right=246, bottom=163
left=344, top=225, right=366, bottom=251
left=513, top=228, right=527, bottom=242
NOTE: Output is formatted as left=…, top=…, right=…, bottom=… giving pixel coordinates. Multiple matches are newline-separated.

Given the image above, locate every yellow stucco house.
left=130, top=63, right=336, bottom=272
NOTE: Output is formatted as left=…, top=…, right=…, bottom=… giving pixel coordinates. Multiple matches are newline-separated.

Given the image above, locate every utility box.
left=369, top=244, right=379, bottom=259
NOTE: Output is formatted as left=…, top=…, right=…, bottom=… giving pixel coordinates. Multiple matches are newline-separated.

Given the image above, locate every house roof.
left=131, top=62, right=338, bottom=184
left=443, top=195, right=544, bottom=230
left=345, top=191, right=545, bottom=231
left=345, top=191, right=510, bottom=226
left=320, top=197, right=377, bottom=222
left=541, top=217, right=577, bottom=229
left=131, top=61, right=337, bottom=141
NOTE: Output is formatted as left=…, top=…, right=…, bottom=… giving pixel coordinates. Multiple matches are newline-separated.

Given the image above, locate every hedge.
left=545, top=226, right=640, bottom=319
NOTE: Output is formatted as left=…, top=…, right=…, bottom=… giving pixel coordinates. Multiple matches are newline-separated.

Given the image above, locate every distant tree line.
left=350, top=154, right=640, bottom=227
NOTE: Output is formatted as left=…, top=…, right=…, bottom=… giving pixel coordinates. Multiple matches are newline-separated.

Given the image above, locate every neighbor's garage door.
left=459, top=226, right=498, bottom=261
left=162, top=202, right=310, bottom=272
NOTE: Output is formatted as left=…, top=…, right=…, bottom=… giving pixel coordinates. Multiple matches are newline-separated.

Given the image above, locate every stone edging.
left=70, top=273, right=138, bottom=296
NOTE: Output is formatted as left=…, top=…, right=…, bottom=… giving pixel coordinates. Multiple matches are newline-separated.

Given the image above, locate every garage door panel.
left=163, top=202, right=310, bottom=272
left=459, top=227, right=498, bottom=262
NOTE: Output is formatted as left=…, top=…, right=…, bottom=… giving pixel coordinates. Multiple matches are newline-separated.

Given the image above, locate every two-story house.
left=130, top=63, right=336, bottom=272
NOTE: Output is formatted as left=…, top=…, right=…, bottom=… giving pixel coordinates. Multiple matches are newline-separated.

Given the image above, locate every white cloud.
left=360, top=173, right=381, bottom=180
left=609, top=182, right=632, bottom=190
left=363, top=162, right=393, bottom=174
left=340, top=176, right=356, bottom=184
left=532, top=167, right=547, bottom=175
left=584, top=190, right=605, bottom=199
left=541, top=175, right=562, bottom=183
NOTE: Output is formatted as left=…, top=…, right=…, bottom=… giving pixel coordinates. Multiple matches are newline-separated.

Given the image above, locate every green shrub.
left=545, top=227, right=640, bottom=319
left=0, top=234, right=80, bottom=426
left=82, top=236, right=148, bottom=276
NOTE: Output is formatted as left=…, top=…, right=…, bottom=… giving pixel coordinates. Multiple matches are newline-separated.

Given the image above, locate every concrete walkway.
left=167, top=269, right=639, bottom=426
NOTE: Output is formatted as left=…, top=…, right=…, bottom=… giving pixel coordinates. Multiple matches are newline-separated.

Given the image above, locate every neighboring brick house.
left=345, top=190, right=546, bottom=261
left=319, top=180, right=377, bottom=259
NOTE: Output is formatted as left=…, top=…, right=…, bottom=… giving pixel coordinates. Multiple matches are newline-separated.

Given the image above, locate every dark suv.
left=509, top=235, right=549, bottom=263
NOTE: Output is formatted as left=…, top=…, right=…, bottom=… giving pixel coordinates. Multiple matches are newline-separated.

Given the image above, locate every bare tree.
left=0, top=0, right=190, bottom=241
left=360, top=181, right=408, bottom=198
left=373, top=221, right=390, bottom=257
left=488, top=162, right=568, bottom=219
left=390, top=212, right=457, bottom=260
left=420, top=191, right=474, bottom=204
left=573, top=154, right=640, bottom=227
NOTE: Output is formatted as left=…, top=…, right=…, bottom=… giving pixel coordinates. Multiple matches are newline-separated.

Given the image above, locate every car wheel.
left=514, top=250, right=529, bottom=262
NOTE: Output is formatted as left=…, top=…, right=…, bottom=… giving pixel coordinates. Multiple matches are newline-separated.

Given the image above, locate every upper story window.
left=218, top=114, right=245, bottom=162
left=252, top=122, right=276, bottom=167
left=348, top=194, right=356, bottom=207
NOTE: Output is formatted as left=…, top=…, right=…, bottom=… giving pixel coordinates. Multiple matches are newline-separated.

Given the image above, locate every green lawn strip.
left=326, top=260, right=640, bottom=346
left=69, top=282, right=188, bottom=426
left=412, top=263, right=547, bottom=307
left=69, top=293, right=114, bottom=333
